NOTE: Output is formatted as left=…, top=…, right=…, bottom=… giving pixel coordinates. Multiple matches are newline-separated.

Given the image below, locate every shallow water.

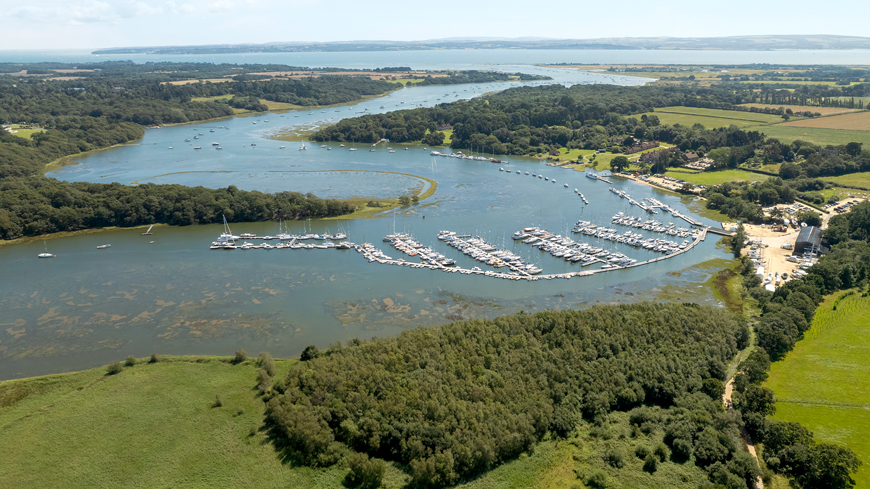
left=1, top=68, right=732, bottom=380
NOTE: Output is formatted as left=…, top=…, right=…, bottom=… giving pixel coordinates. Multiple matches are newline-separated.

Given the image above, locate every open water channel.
left=1, top=62, right=736, bottom=380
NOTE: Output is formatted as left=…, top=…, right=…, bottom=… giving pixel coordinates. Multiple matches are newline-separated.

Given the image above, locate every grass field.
left=4, top=124, right=43, bottom=138
left=821, top=172, right=870, bottom=190
left=664, top=169, right=759, bottom=186
left=0, top=355, right=715, bottom=488
left=737, top=104, right=859, bottom=116
left=765, top=291, right=870, bottom=488
left=780, top=111, right=870, bottom=131
left=636, top=107, right=783, bottom=129
left=654, top=107, right=788, bottom=124
left=557, top=147, right=596, bottom=161
left=745, top=124, right=870, bottom=147
left=384, top=78, right=425, bottom=86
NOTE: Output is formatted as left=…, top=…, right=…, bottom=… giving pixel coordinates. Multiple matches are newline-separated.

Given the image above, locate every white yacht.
left=38, top=240, right=55, bottom=258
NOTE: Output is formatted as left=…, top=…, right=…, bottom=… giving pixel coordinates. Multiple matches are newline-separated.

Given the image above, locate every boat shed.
left=794, top=226, right=821, bottom=254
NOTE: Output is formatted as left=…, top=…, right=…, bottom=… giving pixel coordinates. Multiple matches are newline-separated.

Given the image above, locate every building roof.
left=796, top=226, right=821, bottom=245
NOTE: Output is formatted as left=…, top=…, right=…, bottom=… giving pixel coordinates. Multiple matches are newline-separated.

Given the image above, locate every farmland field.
left=765, top=291, right=870, bottom=488
left=744, top=124, right=870, bottom=147
left=654, top=107, right=788, bottom=123
left=737, top=104, right=860, bottom=116
left=780, top=111, right=870, bottom=130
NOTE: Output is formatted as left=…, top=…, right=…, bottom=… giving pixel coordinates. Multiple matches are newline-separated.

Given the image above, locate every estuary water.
left=1, top=58, right=736, bottom=380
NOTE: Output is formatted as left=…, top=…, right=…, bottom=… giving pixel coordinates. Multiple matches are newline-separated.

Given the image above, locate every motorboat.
left=97, top=244, right=111, bottom=249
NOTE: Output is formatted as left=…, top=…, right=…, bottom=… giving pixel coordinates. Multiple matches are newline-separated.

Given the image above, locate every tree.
left=796, top=210, right=822, bottom=227
left=345, top=452, right=386, bottom=489
left=701, top=378, right=725, bottom=400
left=233, top=349, right=247, bottom=365
left=610, top=155, right=629, bottom=173
left=797, top=443, right=862, bottom=489
left=681, top=182, right=696, bottom=193
left=733, top=384, right=776, bottom=416
left=398, top=195, right=411, bottom=207
left=732, top=223, right=746, bottom=258
left=708, top=147, right=732, bottom=169
left=106, top=361, right=123, bottom=375
left=300, top=345, right=320, bottom=361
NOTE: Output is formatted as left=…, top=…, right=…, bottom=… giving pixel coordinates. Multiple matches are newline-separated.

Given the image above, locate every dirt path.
left=723, top=377, right=764, bottom=489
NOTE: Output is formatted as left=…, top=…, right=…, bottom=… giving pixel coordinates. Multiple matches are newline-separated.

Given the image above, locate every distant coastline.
left=92, top=35, right=870, bottom=55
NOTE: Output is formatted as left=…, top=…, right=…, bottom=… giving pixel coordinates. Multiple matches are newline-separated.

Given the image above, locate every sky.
left=2, top=0, right=870, bottom=51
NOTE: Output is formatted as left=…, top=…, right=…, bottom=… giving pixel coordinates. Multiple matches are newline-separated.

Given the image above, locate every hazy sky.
left=2, top=0, right=870, bottom=50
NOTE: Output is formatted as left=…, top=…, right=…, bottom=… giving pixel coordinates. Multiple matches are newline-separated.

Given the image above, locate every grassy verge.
left=764, top=290, right=870, bottom=488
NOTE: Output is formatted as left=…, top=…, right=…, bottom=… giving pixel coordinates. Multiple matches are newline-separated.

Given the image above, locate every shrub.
left=643, top=453, right=658, bottom=473
left=604, top=447, right=625, bottom=468
left=124, top=355, right=136, bottom=367
left=106, top=361, right=123, bottom=375
left=654, top=442, right=670, bottom=462
left=149, top=353, right=159, bottom=364
left=257, top=368, right=273, bottom=393
left=635, top=445, right=651, bottom=460
left=233, top=349, right=247, bottom=365
left=300, top=345, right=320, bottom=361
left=344, top=452, right=385, bottom=489
left=213, top=395, right=223, bottom=408
left=673, top=438, right=693, bottom=461
left=258, top=352, right=277, bottom=377
left=586, top=470, right=609, bottom=489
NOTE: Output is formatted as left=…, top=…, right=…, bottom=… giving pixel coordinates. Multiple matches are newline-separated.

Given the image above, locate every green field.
left=0, top=355, right=716, bottom=488
left=384, top=78, right=425, bottom=86
left=635, top=106, right=789, bottom=129
left=664, top=169, right=759, bottom=186
left=557, top=147, right=596, bottom=161
left=821, top=173, right=870, bottom=191
left=765, top=291, right=870, bottom=488
left=746, top=124, right=870, bottom=147
left=4, top=124, right=43, bottom=139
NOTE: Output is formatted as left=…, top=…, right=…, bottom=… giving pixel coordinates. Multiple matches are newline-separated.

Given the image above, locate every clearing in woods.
left=764, top=291, right=870, bottom=488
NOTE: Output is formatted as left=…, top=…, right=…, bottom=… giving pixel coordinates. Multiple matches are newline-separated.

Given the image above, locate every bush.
left=300, top=345, right=320, bottom=361
left=673, top=438, right=693, bottom=461
left=258, top=352, right=277, bottom=377
left=125, top=355, right=136, bottom=367
left=586, top=470, right=609, bottom=489
left=213, top=395, right=223, bottom=408
left=233, top=349, right=247, bottom=365
left=635, top=445, right=651, bottom=460
left=149, top=353, right=159, bottom=363
left=604, top=447, right=625, bottom=468
left=654, top=442, right=670, bottom=462
left=643, top=453, right=658, bottom=473
left=257, top=368, right=273, bottom=393
left=106, top=361, right=123, bottom=375
left=344, top=452, right=385, bottom=489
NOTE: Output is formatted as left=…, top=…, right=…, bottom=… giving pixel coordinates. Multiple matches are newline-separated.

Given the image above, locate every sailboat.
left=38, top=240, right=55, bottom=258
left=141, top=224, right=154, bottom=236
left=349, top=140, right=357, bottom=152
left=218, top=215, right=240, bottom=243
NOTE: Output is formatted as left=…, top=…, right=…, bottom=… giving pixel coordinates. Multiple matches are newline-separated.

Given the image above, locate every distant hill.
left=92, top=35, right=870, bottom=55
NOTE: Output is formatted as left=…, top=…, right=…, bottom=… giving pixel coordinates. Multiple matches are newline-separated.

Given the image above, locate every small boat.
left=38, top=240, right=55, bottom=258
left=194, top=146, right=201, bottom=149
left=299, top=145, right=307, bottom=150
left=280, top=145, right=285, bottom=149
left=168, top=146, right=173, bottom=149
left=97, top=244, right=111, bottom=249
left=185, top=139, right=191, bottom=142
left=212, top=142, right=220, bottom=146
left=339, top=144, right=345, bottom=147
left=216, top=147, right=222, bottom=150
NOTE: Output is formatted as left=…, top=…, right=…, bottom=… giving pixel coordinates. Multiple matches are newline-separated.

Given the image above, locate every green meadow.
left=765, top=291, right=870, bottom=488
left=822, top=172, right=870, bottom=191
left=664, top=169, right=759, bottom=186
left=635, top=106, right=788, bottom=129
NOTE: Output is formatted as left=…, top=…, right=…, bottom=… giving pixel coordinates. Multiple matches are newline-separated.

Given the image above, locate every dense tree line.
left=313, top=83, right=769, bottom=155
left=409, top=71, right=548, bottom=86
left=0, top=180, right=354, bottom=239
left=262, top=303, right=749, bottom=487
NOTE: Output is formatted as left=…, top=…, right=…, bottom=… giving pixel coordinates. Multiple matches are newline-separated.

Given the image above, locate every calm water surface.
left=1, top=58, right=736, bottom=380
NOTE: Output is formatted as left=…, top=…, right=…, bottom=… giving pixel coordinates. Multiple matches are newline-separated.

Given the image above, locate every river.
left=1, top=53, right=747, bottom=380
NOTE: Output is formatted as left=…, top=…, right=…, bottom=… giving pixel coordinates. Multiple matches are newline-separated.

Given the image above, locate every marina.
left=2, top=67, right=729, bottom=379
